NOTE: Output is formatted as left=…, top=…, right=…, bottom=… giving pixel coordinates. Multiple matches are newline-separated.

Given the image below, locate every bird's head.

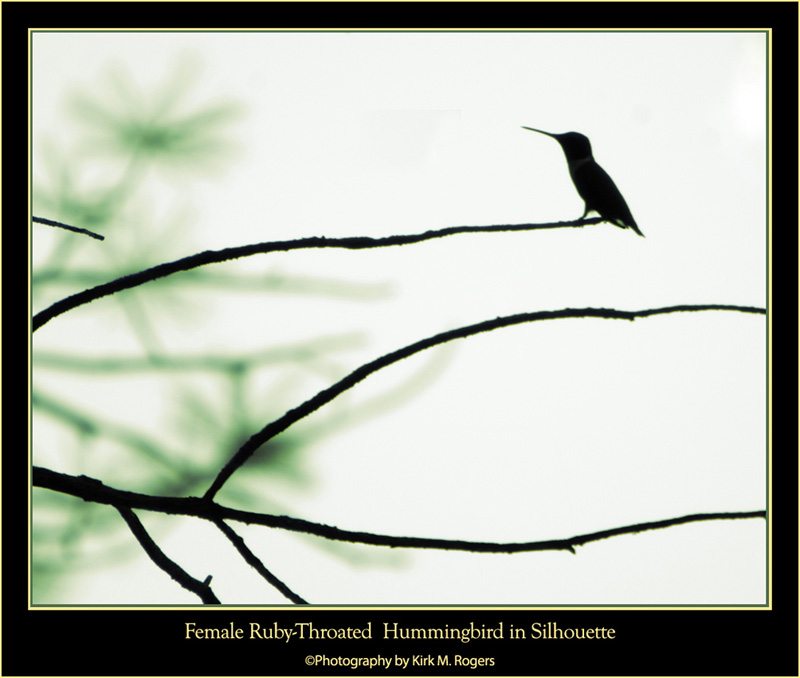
left=522, top=127, right=592, bottom=163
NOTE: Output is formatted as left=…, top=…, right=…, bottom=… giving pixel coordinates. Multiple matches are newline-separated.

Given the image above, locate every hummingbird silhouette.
left=522, top=127, right=644, bottom=237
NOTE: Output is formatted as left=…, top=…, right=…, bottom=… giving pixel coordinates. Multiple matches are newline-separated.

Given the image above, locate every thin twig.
left=115, top=505, right=220, bottom=604
left=35, top=468, right=766, bottom=557
left=203, top=303, right=766, bottom=500
left=212, top=518, right=308, bottom=604
left=33, top=216, right=105, bottom=241
left=32, top=218, right=604, bottom=331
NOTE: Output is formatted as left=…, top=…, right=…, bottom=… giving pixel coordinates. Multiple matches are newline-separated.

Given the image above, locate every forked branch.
left=116, top=505, right=220, bottom=604
left=36, top=468, right=766, bottom=557
left=32, top=221, right=768, bottom=604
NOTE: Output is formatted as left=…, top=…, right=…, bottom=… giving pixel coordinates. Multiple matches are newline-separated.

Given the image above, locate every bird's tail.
left=611, top=217, right=645, bottom=237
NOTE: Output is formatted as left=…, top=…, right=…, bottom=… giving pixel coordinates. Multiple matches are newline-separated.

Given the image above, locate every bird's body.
left=522, top=127, right=644, bottom=237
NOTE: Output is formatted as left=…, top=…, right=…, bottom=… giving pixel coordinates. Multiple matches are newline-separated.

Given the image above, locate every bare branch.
left=212, top=518, right=308, bottom=604
left=33, top=216, right=105, bottom=241
left=32, top=218, right=605, bottom=331
left=36, top=468, right=766, bottom=558
left=115, top=505, right=220, bottom=604
left=204, top=303, right=766, bottom=500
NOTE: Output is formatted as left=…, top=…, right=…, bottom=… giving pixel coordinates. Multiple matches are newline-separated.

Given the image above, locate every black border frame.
left=6, top=2, right=797, bottom=676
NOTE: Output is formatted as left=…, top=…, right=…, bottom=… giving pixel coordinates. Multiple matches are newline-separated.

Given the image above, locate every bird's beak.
left=521, top=126, right=555, bottom=138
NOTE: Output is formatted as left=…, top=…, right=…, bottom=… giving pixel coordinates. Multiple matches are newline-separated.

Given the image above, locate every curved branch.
left=116, top=505, right=220, bottom=604
left=35, top=468, right=766, bottom=557
left=203, top=304, right=766, bottom=500
left=33, top=216, right=105, bottom=241
left=32, top=218, right=604, bottom=332
left=212, top=518, right=308, bottom=604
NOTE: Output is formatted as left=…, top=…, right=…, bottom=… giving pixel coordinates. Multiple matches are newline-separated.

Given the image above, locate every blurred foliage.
left=32, top=58, right=439, bottom=604
left=65, top=59, right=243, bottom=175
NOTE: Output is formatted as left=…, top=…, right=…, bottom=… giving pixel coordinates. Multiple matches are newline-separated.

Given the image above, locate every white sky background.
left=31, top=31, right=768, bottom=605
